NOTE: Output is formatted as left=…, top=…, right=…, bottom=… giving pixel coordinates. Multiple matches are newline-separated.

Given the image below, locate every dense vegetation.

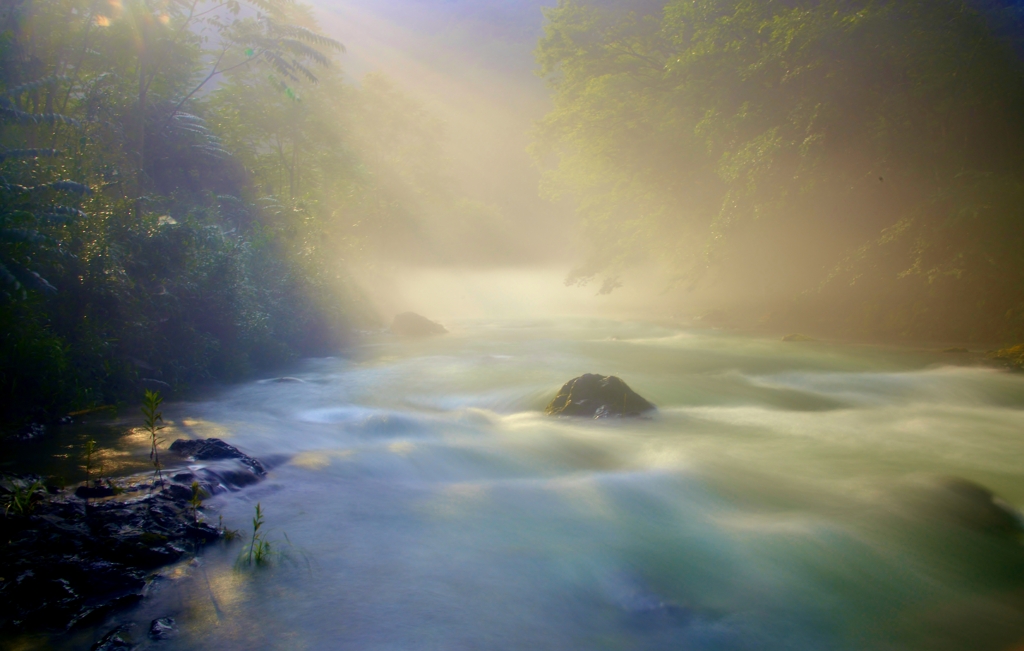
left=0, top=0, right=452, bottom=428
left=535, top=0, right=1024, bottom=342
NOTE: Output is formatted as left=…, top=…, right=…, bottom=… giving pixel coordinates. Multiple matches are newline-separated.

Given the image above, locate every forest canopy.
left=534, top=0, right=1024, bottom=342
left=0, top=0, right=465, bottom=427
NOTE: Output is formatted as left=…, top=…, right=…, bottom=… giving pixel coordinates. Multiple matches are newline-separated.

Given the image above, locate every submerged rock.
left=922, top=477, right=1023, bottom=535
left=92, top=624, right=136, bottom=651
left=149, top=617, right=177, bottom=640
left=391, top=312, right=448, bottom=337
left=545, top=374, right=655, bottom=418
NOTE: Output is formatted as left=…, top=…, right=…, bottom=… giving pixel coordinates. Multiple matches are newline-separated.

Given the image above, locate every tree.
left=535, top=0, right=1024, bottom=341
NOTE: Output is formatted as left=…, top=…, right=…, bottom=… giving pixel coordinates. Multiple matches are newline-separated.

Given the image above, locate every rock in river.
left=149, top=616, right=178, bottom=640
left=391, top=312, right=448, bottom=337
left=169, top=437, right=266, bottom=493
left=545, top=374, right=655, bottom=418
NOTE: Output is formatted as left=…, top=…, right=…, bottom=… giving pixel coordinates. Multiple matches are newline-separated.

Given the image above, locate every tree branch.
left=159, top=47, right=260, bottom=132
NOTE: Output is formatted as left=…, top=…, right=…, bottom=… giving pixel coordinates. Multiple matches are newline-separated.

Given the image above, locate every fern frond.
left=30, top=180, right=92, bottom=195
left=0, top=183, right=30, bottom=194
left=0, top=107, right=80, bottom=127
left=0, top=210, right=35, bottom=224
left=0, top=149, right=60, bottom=162
left=200, top=148, right=230, bottom=159
left=275, top=25, right=344, bottom=52
left=14, top=268, right=57, bottom=294
left=41, top=206, right=88, bottom=222
left=0, top=227, right=49, bottom=245
left=262, top=50, right=300, bottom=81
left=0, top=106, right=43, bottom=124
left=279, top=39, right=333, bottom=67
left=288, top=58, right=319, bottom=84
left=176, top=125, right=214, bottom=136
left=0, top=259, right=20, bottom=290
left=172, top=113, right=206, bottom=125
left=37, top=113, right=80, bottom=127
left=244, top=0, right=294, bottom=17
left=3, top=76, right=69, bottom=98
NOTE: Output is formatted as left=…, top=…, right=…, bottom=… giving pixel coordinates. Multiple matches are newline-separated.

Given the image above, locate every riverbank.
left=0, top=438, right=267, bottom=646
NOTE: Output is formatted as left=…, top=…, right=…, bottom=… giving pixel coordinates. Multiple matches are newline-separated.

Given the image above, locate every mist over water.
left=69, top=320, right=1024, bottom=651
left=356, top=266, right=676, bottom=321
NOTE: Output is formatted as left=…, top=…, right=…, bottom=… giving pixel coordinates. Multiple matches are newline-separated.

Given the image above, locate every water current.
left=24, top=320, right=1024, bottom=650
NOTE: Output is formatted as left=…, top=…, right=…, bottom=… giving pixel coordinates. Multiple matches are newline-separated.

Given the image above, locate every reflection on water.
left=24, top=320, right=1024, bottom=650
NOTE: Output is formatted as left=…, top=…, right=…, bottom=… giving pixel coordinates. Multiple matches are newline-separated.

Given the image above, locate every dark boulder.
left=545, top=374, right=655, bottom=418
left=921, top=477, right=1023, bottom=535
left=169, top=438, right=266, bottom=476
left=391, top=312, right=448, bottom=337
left=169, top=438, right=267, bottom=495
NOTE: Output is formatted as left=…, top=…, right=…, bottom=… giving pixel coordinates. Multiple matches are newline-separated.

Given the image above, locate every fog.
left=310, top=0, right=675, bottom=321
left=355, top=264, right=681, bottom=322
left=315, top=0, right=573, bottom=260
left=307, top=0, right=1024, bottom=342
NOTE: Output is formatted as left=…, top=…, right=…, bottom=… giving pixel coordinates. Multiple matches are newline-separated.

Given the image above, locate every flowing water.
left=20, top=320, right=1024, bottom=650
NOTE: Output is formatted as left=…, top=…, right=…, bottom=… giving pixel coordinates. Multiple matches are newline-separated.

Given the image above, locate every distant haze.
left=312, top=0, right=572, bottom=266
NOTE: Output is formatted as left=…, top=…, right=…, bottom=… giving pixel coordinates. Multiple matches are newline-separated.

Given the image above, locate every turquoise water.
left=43, top=320, right=1024, bottom=650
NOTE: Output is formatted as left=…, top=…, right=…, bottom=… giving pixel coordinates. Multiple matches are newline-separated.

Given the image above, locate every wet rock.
left=925, top=477, right=1023, bottom=535
left=161, top=483, right=193, bottom=502
left=92, top=624, right=136, bottom=650
left=782, top=333, right=815, bottom=342
left=391, top=312, right=448, bottom=337
left=75, top=484, right=117, bottom=499
left=195, top=465, right=262, bottom=493
left=11, top=422, right=47, bottom=441
left=0, top=471, right=232, bottom=633
left=0, top=438, right=269, bottom=636
left=149, top=617, right=177, bottom=640
left=169, top=438, right=266, bottom=475
left=269, top=376, right=305, bottom=383
left=545, top=374, right=655, bottom=418
left=600, top=571, right=695, bottom=628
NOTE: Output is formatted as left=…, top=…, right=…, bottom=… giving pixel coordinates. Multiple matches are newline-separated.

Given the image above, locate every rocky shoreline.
left=0, top=438, right=267, bottom=646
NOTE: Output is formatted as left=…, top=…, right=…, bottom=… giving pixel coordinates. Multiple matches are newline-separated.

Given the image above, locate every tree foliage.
left=535, top=0, right=1024, bottom=341
left=0, top=0, right=439, bottom=428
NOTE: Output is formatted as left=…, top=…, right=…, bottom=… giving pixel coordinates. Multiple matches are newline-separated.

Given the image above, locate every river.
left=26, top=319, right=1024, bottom=650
